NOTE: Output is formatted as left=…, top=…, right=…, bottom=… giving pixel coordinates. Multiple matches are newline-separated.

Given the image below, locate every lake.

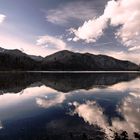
left=0, top=72, right=139, bottom=140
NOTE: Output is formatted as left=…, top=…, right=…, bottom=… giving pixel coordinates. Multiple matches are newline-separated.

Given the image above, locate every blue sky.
left=0, top=0, right=140, bottom=63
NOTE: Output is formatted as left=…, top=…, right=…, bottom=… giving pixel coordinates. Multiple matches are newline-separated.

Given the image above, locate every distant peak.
left=0, top=47, right=6, bottom=50
left=58, top=50, right=73, bottom=54
left=12, top=49, right=23, bottom=53
left=0, top=47, right=6, bottom=52
left=84, top=52, right=92, bottom=55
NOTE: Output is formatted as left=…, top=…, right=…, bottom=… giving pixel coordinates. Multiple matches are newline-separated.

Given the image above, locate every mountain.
left=0, top=47, right=139, bottom=71
left=42, top=50, right=139, bottom=71
left=0, top=47, right=39, bottom=70
left=29, top=55, right=43, bottom=61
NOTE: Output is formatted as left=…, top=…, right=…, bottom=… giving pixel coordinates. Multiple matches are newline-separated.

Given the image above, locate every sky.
left=0, top=0, right=140, bottom=64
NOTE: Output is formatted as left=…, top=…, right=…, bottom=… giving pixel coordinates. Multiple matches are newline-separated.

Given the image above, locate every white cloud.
left=107, top=0, right=140, bottom=51
left=70, top=16, right=108, bottom=43
left=70, top=0, right=140, bottom=51
left=128, top=46, right=140, bottom=51
left=45, top=1, right=97, bottom=25
left=0, top=33, right=69, bottom=57
left=0, top=14, right=6, bottom=24
left=0, top=34, right=52, bottom=57
left=37, top=35, right=67, bottom=51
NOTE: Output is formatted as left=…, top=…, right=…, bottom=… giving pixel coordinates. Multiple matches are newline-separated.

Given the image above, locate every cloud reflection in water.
left=36, top=93, right=66, bottom=109
left=0, top=73, right=139, bottom=139
left=71, top=91, right=140, bottom=139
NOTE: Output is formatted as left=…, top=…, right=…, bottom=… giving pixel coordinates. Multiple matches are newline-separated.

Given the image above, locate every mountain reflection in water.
left=0, top=72, right=139, bottom=140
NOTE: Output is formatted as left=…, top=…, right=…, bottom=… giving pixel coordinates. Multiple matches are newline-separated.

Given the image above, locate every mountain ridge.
left=42, top=50, right=139, bottom=71
left=0, top=47, right=139, bottom=71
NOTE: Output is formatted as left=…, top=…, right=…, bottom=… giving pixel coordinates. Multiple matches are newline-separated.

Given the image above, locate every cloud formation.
left=46, top=1, right=97, bottom=25
left=0, top=34, right=53, bottom=57
left=37, top=35, right=67, bottom=51
left=70, top=15, right=108, bottom=43
left=0, top=14, right=6, bottom=24
left=70, top=0, right=140, bottom=51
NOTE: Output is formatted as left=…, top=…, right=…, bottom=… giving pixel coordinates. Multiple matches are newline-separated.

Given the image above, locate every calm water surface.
left=0, top=72, right=139, bottom=140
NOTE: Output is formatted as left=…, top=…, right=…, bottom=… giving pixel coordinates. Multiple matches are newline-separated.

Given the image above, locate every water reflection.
left=0, top=72, right=138, bottom=93
left=0, top=72, right=139, bottom=140
left=36, top=92, right=66, bottom=109
left=112, top=92, right=140, bottom=137
left=72, top=101, right=111, bottom=138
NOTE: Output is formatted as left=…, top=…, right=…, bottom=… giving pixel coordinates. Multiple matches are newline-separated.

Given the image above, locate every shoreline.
left=0, top=71, right=139, bottom=73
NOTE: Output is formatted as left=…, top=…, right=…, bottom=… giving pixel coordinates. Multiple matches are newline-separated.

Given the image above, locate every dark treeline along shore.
left=0, top=47, right=139, bottom=71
